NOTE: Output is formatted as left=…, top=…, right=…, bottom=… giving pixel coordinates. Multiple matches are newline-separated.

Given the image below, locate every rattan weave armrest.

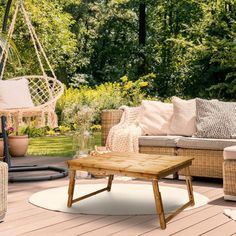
left=101, top=109, right=123, bottom=145
left=0, top=162, right=8, bottom=221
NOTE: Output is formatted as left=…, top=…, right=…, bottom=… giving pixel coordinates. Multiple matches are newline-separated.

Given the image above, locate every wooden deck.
left=1, top=156, right=236, bottom=236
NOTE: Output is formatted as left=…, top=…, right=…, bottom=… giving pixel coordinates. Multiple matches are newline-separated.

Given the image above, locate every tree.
left=63, top=0, right=141, bottom=84
left=0, top=0, right=235, bottom=100
left=183, top=0, right=236, bottom=100
left=0, top=0, right=77, bottom=83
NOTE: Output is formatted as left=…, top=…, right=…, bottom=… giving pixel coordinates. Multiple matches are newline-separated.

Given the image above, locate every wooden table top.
left=68, top=152, right=194, bottom=179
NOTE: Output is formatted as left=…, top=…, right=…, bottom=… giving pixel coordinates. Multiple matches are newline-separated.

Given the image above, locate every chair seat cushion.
left=224, top=146, right=236, bottom=160
left=177, top=137, right=236, bottom=150
left=0, top=79, right=34, bottom=109
left=139, top=136, right=181, bottom=147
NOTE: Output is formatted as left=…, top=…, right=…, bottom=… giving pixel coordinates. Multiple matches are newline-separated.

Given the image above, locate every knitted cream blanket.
left=106, top=106, right=142, bottom=153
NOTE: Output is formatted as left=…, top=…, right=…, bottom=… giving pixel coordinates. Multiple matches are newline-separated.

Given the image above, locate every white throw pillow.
left=139, top=100, right=173, bottom=135
left=0, top=79, right=34, bottom=109
left=169, top=96, right=196, bottom=136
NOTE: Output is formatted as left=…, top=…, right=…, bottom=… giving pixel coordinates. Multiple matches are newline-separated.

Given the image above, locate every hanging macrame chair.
left=0, top=0, right=64, bottom=131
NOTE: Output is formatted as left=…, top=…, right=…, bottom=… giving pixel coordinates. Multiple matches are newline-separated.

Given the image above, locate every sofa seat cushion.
left=177, top=137, right=236, bottom=151
left=224, top=146, right=236, bottom=160
left=139, top=136, right=181, bottom=147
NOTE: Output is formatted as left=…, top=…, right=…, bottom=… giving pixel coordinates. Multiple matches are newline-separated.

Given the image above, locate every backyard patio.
left=1, top=155, right=236, bottom=236
left=0, top=0, right=235, bottom=235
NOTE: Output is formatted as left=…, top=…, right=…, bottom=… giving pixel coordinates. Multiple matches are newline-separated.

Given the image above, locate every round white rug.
left=29, top=184, right=208, bottom=215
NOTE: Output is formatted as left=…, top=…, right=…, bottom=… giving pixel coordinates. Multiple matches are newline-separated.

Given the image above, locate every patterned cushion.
left=194, top=98, right=236, bottom=139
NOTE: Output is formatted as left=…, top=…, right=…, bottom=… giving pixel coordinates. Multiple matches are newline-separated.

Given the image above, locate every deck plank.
left=80, top=215, right=155, bottom=236
left=201, top=220, right=236, bottom=236
left=23, top=215, right=108, bottom=236
left=111, top=191, right=225, bottom=236
left=60, top=215, right=134, bottom=236
left=170, top=213, right=233, bottom=236
left=137, top=199, right=236, bottom=236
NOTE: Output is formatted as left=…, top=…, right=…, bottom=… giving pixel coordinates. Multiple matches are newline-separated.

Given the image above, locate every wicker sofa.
left=101, top=109, right=236, bottom=179
left=0, top=161, right=8, bottom=222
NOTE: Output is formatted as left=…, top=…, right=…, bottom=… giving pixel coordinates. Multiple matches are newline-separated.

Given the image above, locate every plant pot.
left=8, top=135, right=29, bottom=157
left=0, top=139, right=3, bottom=158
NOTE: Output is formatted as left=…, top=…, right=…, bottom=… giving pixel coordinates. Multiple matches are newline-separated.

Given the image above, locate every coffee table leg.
left=152, top=179, right=166, bottom=229
left=185, top=167, right=195, bottom=206
left=107, top=175, right=114, bottom=192
left=67, top=170, right=76, bottom=207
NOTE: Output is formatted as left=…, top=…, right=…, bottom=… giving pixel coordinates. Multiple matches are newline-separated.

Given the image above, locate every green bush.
left=21, top=126, right=49, bottom=138
left=58, top=125, right=71, bottom=135
left=56, top=75, right=154, bottom=125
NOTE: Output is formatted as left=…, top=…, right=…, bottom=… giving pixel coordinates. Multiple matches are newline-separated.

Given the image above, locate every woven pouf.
left=223, top=146, right=236, bottom=201
left=0, top=162, right=8, bottom=221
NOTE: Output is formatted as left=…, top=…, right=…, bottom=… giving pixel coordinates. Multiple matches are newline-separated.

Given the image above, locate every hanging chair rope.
left=20, top=2, right=53, bottom=98
left=21, top=3, right=46, bottom=77
left=0, top=2, right=19, bottom=80
left=21, top=2, right=57, bottom=80
left=0, top=0, right=57, bottom=81
left=0, top=0, right=64, bottom=130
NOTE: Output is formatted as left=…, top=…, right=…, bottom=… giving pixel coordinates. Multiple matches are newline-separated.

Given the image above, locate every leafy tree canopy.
left=0, top=0, right=235, bottom=99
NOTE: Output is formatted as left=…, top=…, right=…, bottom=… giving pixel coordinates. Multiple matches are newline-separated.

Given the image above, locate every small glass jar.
left=72, top=129, right=94, bottom=178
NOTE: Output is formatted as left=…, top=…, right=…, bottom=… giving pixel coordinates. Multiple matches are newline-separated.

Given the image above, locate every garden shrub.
left=21, top=125, right=49, bottom=138
left=56, top=75, right=154, bottom=126
left=58, top=125, right=71, bottom=135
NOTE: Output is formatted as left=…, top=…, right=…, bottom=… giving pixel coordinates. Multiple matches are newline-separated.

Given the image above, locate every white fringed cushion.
left=139, top=100, right=173, bottom=135
left=169, top=97, right=196, bottom=136
left=0, top=79, right=34, bottom=109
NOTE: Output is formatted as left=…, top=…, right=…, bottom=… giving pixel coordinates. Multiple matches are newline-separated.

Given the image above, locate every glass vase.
left=73, top=130, right=92, bottom=178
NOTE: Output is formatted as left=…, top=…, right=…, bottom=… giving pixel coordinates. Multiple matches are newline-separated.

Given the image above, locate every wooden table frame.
left=67, top=166, right=194, bottom=230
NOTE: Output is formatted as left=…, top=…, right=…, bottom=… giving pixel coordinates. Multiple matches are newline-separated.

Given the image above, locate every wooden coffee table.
left=67, top=152, right=195, bottom=229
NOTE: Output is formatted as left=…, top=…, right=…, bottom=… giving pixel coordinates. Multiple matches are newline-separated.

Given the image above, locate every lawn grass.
left=28, top=132, right=101, bottom=157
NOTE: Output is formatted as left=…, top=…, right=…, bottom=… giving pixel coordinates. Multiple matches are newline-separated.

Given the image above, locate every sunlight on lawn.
left=28, top=133, right=101, bottom=157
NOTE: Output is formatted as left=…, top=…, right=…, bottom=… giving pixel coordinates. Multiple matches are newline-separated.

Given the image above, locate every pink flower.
left=5, top=126, right=14, bottom=135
